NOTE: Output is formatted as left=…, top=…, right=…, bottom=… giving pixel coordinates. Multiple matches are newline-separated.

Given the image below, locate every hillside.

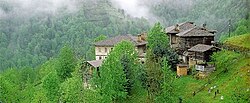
left=0, top=0, right=150, bottom=70
left=0, top=0, right=249, bottom=71
left=0, top=0, right=249, bottom=102
left=224, top=33, right=250, bottom=51
left=173, top=35, right=250, bottom=103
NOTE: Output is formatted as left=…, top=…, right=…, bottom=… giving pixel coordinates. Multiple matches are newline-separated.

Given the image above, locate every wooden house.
left=86, top=60, right=103, bottom=75
left=83, top=60, right=103, bottom=88
left=165, top=22, right=195, bottom=49
left=188, top=44, right=220, bottom=72
left=176, top=27, right=216, bottom=54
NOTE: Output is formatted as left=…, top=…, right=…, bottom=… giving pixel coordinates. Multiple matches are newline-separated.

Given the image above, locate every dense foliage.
left=0, top=0, right=150, bottom=71
left=145, top=23, right=177, bottom=102
left=148, top=0, right=249, bottom=39
left=0, top=0, right=249, bottom=103
left=0, top=0, right=249, bottom=71
left=92, top=41, right=141, bottom=102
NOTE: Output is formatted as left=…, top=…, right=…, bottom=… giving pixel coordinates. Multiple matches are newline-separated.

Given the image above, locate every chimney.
left=137, top=34, right=142, bottom=42
left=174, top=24, right=180, bottom=32
left=208, top=30, right=217, bottom=34
left=202, top=23, right=207, bottom=30
left=141, top=32, right=146, bottom=41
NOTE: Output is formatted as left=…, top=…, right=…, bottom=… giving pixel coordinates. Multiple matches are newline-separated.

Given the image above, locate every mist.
left=0, top=0, right=79, bottom=19
left=110, top=0, right=196, bottom=24
left=110, top=0, right=149, bottom=18
left=110, top=0, right=159, bottom=23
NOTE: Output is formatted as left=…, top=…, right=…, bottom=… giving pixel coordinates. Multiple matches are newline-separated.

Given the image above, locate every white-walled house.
left=94, top=34, right=147, bottom=62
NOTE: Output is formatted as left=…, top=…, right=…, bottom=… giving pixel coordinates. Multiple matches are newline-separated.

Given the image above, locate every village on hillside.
left=83, top=22, right=222, bottom=86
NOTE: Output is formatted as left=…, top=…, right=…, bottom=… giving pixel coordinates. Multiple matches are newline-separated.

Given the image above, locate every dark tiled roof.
left=188, top=44, right=215, bottom=52
left=176, top=27, right=215, bottom=37
left=165, top=22, right=195, bottom=34
left=95, top=34, right=147, bottom=46
left=87, top=60, right=103, bottom=68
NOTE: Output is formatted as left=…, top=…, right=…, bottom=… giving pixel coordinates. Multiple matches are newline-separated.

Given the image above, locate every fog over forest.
left=1, top=0, right=248, bottom=26
left=0, top=0, right=249, bottom=70
left=0, top=0, right=249, bottom=103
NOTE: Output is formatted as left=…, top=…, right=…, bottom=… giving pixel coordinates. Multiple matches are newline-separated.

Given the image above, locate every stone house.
left=165, top=22, right=196, bottom=49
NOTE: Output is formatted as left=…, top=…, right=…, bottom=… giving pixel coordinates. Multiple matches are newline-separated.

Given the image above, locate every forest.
left=0, top=0, right=249, bottom=102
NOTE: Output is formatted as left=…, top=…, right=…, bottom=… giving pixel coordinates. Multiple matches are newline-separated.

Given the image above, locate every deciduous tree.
left=57, top=46, right=76, bottom=81
left=92, top=41, right=139, bottom=102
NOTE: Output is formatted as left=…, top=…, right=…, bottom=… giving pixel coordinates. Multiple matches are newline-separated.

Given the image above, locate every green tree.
left=155, top=58, right=175, bottom=103
left=32, top=87, right=49, bottom=103
left=92, top=41, right=138, bottom=102
left=42, top=71, right=60, bottom=102
left=0, top=68, right=22, bottom=102
left=94, top=34, right=107, bottom=42
left=147, top=22, right=178, bottom=68
left=147, top=22, right=169, bottom=58
left=60, top=63, right=84, bottom=102
left=145, top=50, right=162, bottom=101
left=146, top=23, right=169, bottom=101
left=120, top=45, right=140, bottom=95
left=56, top=46, right=76, bottom=81
left=0, top=74, right=20, bottom=102
left=146, top=22, right=177, bottom=101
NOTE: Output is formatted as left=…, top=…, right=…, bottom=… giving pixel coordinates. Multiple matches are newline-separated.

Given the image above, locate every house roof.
left=165, top=22, right=195, bottom=34
left=94, top=34, right=147, bottom=46
left=176, top=27, right=215, bottom=37
left=188, top=44, right=215, bottom=52
left=87, top=60, right=103, bottom=68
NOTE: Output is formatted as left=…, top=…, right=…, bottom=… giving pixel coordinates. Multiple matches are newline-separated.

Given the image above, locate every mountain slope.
left=173, top=34, right=250, bottom=103
left=0, top=0, right=150, bottom=70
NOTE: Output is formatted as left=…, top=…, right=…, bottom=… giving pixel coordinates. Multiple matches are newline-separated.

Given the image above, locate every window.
left=99, top=56, right=102, bottom=60
left=98, top=48, right=101, bottom=52
left=105, top=48, right=107, bottom=53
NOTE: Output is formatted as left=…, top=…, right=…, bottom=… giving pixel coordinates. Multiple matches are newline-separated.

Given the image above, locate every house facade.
left=94, top=33, right=147, bottom=61
left=83, top=34, right=147, bottom=87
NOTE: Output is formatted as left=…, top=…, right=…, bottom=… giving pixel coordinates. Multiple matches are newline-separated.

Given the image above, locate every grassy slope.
left=174, top=34, right=250, bottom=103
left=224, top=33, right=250, bottom=50
left=122, top=34, right=250, bottom=103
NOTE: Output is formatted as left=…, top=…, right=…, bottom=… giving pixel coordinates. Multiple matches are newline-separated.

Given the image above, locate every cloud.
left=109, top=0, right=195, bottom=24
left=0, top=9, right=7, bottom=19
left=0, top=0, right=79, bottom=19
left=110, top=0, right=159, bottom=23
